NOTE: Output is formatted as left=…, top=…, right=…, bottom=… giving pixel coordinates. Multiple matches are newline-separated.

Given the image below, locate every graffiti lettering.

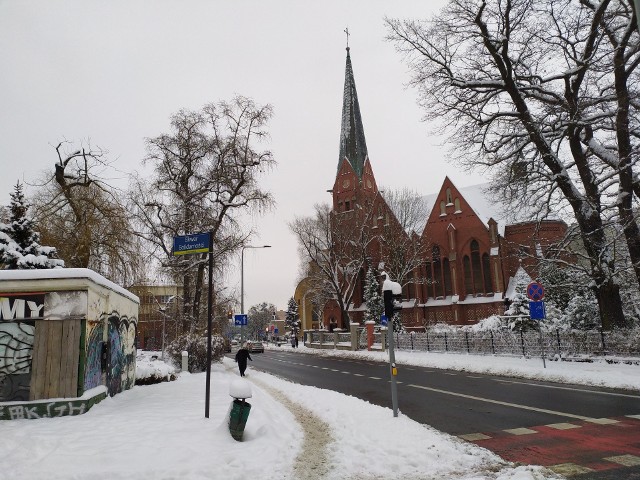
left=0, top=296, right=45, bottom=320
left=1, top=401, right=88, bottom=420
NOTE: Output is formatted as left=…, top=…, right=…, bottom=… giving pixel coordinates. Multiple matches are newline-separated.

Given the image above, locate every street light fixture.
left=240, top=244, right=271, bottom=341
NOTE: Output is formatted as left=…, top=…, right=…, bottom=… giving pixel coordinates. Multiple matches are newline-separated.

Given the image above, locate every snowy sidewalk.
left=0, top=359, right=561, bottom=480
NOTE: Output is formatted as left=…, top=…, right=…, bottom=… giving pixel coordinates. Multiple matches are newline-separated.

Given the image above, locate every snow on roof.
left=0, top=268, right=139, bottom=303
left=420, top=182, right=511, bottom=235
left=504, top=266, right=533, bottom=300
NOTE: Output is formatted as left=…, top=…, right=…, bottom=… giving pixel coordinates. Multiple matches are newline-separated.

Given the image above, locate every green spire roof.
left=338, top=48, right=368, bottom=179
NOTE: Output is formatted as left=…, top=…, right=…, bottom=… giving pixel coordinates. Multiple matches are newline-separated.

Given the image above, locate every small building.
left=0, top=268, right=138, bottom=420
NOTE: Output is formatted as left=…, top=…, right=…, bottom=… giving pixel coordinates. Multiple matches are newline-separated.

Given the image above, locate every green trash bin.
left=228, top=399, right=252, bottom=441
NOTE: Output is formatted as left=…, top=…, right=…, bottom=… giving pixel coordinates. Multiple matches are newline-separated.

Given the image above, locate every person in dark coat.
left=235, top=343, right=252, bottom=377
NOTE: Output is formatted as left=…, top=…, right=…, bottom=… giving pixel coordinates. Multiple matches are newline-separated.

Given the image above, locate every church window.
left=482, top=253, right=493, bottom=294
left=471, top=240, right=484, bottom=294
left=446, top=188, right=453, bottom=204
left=454, top=198, right=461, bottom=212
left=463, top=255, right=473, bottom=295
left=443, top=258, right=452, bottom=296
left=432, top=246, right=444, bottom=298
left=440, top=201, right=446, bottom=216
left=425, top=262, right=433, bottom=299
left=345, top=201, right=351, bottom=211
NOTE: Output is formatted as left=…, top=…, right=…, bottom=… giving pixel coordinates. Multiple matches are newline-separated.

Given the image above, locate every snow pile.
left=135, top=350, right=177, bottom=384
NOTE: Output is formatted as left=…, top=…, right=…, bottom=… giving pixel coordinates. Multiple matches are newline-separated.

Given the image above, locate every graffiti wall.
left=0, top=294, right=44, bottom=402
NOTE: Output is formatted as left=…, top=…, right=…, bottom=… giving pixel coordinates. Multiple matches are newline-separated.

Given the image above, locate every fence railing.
left=394, top=328, right=640, bottom=359
left=304, top=325, right=640, bottom=360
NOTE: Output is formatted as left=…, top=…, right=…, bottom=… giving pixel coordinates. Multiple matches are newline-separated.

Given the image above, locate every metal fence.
left=394, top=328, right=640, bottom=359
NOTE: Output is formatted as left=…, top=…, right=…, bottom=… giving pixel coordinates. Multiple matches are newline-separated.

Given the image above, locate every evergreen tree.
left=505, top=266, right=535, bottom=331
left=0, top=182, right=64, bottom=269
left=285, top=297, right=299, bottom=334
left=363, top=266, right=384, bottom=324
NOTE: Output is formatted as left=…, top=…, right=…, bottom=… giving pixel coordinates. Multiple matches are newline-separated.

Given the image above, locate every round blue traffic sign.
left=527, top=282, right=545, bottom=301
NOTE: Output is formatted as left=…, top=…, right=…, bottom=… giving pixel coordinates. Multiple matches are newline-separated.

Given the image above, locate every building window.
left=432, top=245, right=444, bottom=298
left=345, top=201, right=350, bottom=211
left=454, top=198, right=461, bottom=212
left=482, top=253, right=493, bottom=294
left=471, top=240, right=483, bottom=294
left=425, top=262, right=433, bottom=299
left=440, top=201, right=446, bottom=216
left=443, top=258, right=452, bottom=296
left=446, top=188, right=453, bottom=204
left=463, top=255, right=473, bottom=295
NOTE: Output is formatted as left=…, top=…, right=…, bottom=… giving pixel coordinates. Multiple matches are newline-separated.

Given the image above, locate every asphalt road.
left=240, top=348, right=640, bottom=478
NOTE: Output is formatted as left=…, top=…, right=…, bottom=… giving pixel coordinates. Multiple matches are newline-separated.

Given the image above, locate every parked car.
left=248, top=342, right=264, bottom=353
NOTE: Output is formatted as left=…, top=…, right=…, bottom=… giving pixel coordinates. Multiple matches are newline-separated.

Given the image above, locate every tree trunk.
left=592, top=280, right=628, bottom=331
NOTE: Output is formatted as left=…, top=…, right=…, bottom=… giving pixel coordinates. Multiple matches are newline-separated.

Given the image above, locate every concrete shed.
left=0, top=268, right=139, bottom=420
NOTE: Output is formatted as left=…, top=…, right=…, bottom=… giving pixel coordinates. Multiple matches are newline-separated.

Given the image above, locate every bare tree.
left=380, top=187, right=430, bottom=290
left=31, top=141, right=145, bottom=285
left=289, top=203, right=375, bottom=327
left=387, top=0, right=639, bottom=329
left=130, top=96, right=275, bottom=334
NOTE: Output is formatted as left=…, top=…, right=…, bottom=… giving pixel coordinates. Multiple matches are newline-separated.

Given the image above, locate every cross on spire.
left=344, top=27, right=350, bottom=50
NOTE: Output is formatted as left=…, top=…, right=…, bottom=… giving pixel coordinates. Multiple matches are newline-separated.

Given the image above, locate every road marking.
left=443, top=373, right=457, bottom=376
left=407, top=384, right=598, bottom=421
left=549, top=463, right=594, bottom=476
left=627, top=414, right=640, bottom=420
left=546, top=423, right=581, bottom=430
left=341, top=371, right=350, bottom=374
left=504, top=427, right=537, bottom=435
left=459, top=433, right=491, bottom=441
left=604, top=454, right=640, bottom=467
left=492, top=378, right=640, bottom=399
left=369, top=376, right=381, bottom=380
left=467, top=375, right=484, bottom=379
left=353, top=373, right=364, bottom=377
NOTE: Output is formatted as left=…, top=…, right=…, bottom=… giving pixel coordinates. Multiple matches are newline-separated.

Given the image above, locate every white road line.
left=369, top=376, right=381, bottom=380
left=407, top=384, right=596, bottom=421
left=492, top=379, right=640, bottom=398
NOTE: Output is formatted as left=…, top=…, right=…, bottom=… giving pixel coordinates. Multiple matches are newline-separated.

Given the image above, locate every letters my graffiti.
left=0, top=294, right=45, bottom=320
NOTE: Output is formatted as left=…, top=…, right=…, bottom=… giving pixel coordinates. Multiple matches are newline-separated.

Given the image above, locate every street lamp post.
left=240, top=244, right=271, bottom=341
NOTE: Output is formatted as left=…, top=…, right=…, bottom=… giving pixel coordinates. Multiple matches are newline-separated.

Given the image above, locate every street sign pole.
left=205, top=232, right=214, bottom=418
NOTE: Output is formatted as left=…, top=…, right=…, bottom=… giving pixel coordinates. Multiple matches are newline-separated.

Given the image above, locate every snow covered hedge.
left=165, top=334, right=225, bottom=373
left=135, top=351, right=177, bottom=385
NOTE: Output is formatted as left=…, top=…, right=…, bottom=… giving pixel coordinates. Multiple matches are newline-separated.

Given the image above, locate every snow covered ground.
left=5, top=346, right=637, bottom=480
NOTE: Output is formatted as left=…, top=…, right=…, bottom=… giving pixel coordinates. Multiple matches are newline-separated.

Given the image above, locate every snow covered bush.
left=166, top=333, right=225, bottom=373
left=135, top=351, right=177, bottom=385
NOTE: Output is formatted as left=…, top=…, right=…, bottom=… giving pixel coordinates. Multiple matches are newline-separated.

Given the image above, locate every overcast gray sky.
left=0, top=0, right=484, bottom=311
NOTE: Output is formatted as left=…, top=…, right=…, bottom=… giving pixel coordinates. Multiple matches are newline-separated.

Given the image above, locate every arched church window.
left=440, top=201, right=446, bottom=216
left=482, top=253, right=493, bottom=294
left=425, top=262, right=433, bottom=299
left=471, top=240, right=483, bottom=294
left=463, top=255, right=473, bottom=295
left=432, top=245, right=443, bottom=298
left=443, top=258, right=452, bottom=296
left=454, top=198, right=461, bottom=212
left=446, top=188, right=453, bottom=204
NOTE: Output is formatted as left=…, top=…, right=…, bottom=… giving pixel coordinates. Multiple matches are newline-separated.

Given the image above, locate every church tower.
left=332, top=46, right=380, bottom=213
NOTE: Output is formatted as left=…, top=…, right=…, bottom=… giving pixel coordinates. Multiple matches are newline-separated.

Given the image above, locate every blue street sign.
left=172, top=232, right=211, bottom=256
left=274, top=328, right=279, bottom=334
left=234, top=314, right=248, bottom=326
left=529, top=301, right=546, bottom=320
left=380, top=314, right=388, bottom=326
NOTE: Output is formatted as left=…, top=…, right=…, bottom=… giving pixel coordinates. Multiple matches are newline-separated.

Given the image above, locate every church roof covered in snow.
left=337, top=48, right=368, bottom=180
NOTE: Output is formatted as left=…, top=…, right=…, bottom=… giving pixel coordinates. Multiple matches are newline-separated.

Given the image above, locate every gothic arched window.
left=463, top=255, right=473, bottom=295
left=471, top=240, right=483, bottom=294
left=443, top=258, right=452, bottom=296
left=482, top=253, right=493, bottom=294
left=432, top=245, right=443, bottom=298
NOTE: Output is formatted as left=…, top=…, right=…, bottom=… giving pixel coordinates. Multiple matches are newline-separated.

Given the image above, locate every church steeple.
left=337, top=47, right=369, bottom=180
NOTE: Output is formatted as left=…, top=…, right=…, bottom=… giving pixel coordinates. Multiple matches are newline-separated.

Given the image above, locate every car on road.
left=248, top=342, right=264, bottom=353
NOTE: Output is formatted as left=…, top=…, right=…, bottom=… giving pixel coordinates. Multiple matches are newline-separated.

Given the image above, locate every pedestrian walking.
left=235, top=343, right=252, bottom=377
left=295, top=336, right=299, bottom=348
left=291, top=336, right=296, bottom=348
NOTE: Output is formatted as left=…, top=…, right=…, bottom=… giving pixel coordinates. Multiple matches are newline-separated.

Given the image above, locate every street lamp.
left=241, top=244, right=271, bottom=341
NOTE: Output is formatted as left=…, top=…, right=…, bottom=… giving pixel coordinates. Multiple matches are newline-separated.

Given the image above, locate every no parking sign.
left=527, top=282, right=545, bottom=301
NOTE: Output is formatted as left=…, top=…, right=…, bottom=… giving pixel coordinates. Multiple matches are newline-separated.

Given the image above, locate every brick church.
left=314, top=47, right=567, bottom=331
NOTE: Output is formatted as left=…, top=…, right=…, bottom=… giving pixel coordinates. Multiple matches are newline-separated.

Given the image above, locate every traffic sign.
left=234, top=314, right=248, bottom=326
left=527, top=282, right=545, bottom=301
left=274, top=328, right=279, bottom=334
left=529, top=301, right=546, bottom=320
left=380, top=314, right=388, bottom=326
left=173, top=232, right=211, bottom=256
